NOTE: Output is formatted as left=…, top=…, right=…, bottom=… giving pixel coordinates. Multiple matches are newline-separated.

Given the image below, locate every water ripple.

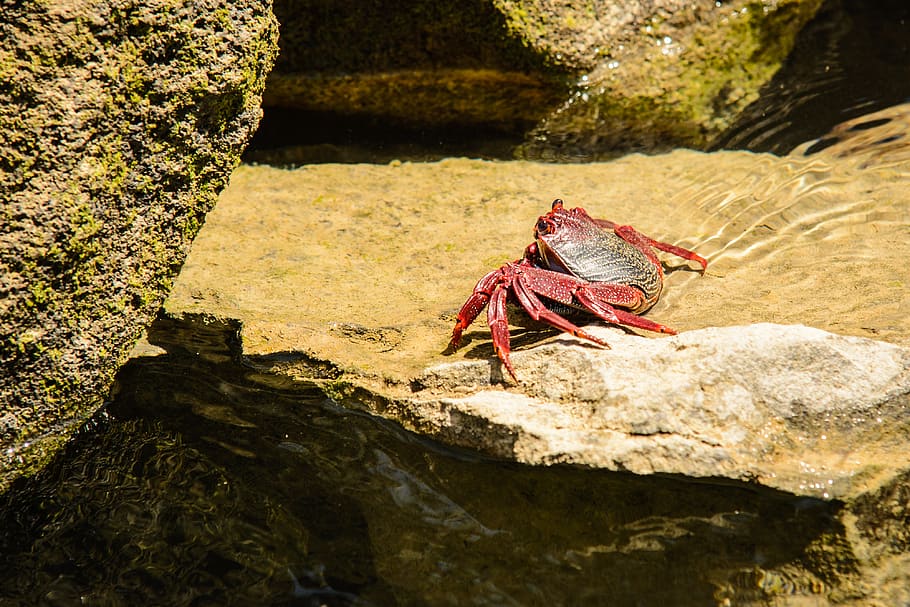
left=655, top=104, right=910, bottom=341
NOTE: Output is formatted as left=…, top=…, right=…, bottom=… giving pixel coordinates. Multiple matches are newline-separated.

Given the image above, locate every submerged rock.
left=0, top=1, right=279, bottom=491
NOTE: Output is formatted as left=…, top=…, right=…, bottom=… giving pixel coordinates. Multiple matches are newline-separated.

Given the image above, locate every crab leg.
left=574, top=288, right=675, bottom=334
left=613, top=307, right=675, bottom=334
left=511, top=277, right=608, bottom=346
left=517, top=265, right=676, bottom=334
left=450, top=267, right=506, bottom=348
left=486, top=283, right=516, bottom=380
left=592, top=219, right=708, bottom=271
left=512, top=276, right=613, bottom=347
left=616, top=225, right=707, bottom=271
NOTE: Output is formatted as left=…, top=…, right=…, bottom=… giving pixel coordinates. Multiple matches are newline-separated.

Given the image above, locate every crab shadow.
left=444, top=325, right=559, bottom=361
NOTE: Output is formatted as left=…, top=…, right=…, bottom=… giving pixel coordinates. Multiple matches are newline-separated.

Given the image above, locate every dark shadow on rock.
left=2, top=311, right=876, bottom=604
left=0, top=321, right=397, bottom=606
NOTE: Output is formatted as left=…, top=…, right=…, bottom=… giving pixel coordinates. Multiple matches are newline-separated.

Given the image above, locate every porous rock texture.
left=414, top=323, right=910, bottom=499
left=0, top=0, right=279, bottom=491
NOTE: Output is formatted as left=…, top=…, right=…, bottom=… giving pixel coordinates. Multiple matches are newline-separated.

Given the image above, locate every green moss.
left=0, top=432, right=71, bottom=495
left=106, top=296, right=129, bottom=314
left=17, top=198, right=105, bottom=313
left=497, top=2, right=550, bottom=55
left=26, top=283, right=54, bottom=309
left=212, top=7, right=232, bottom=29
left=95, top=143, right=130, bottom=194
left=180, top=214, right=201, bottom=241
left=0, top=49, right=17, bottom=81
left=11, top=330, right=45, bottom=355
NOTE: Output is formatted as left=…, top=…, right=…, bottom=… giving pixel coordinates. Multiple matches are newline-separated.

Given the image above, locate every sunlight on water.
left=658, top=104, right=910, bottom=343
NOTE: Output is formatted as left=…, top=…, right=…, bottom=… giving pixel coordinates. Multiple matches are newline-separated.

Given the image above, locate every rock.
left=163, top=104, right=910, bottom=502
left=517, top=0, right=825, bottom=158
left=0, top=1, right=279, bottom=491
left=261, top=0, right=822, bottom=159
left=264, top=0, right=563, bottom=133
left=412, top=323, right=910, bottom=499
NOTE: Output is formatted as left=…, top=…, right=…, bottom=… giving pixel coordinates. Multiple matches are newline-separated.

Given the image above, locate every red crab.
left=449, top=199, right=707, bottom=381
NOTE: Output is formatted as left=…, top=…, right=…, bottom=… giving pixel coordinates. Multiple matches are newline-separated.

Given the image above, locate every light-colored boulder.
left=414, top=323, right=910, bottom=498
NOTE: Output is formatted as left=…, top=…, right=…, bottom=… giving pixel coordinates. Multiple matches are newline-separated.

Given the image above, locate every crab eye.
left=536, top=219, right=550, bottom=234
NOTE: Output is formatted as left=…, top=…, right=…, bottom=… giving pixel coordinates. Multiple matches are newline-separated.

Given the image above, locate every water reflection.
left=0, top=318, right=850, bottom=605
left=652, top=102, right=910, bottom=343
left=714, top=0, right=910, bottom=155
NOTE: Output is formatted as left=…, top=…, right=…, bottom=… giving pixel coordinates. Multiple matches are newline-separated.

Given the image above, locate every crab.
left=449, top=199, right=707, bottom=381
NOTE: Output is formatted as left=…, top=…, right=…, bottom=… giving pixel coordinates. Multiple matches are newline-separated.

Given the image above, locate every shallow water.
left=715, top=0, right=910, bottom=155
left=0, top=319, right=845, bottom=606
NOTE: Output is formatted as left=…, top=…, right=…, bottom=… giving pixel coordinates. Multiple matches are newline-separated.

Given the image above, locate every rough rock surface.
left=262, top=0, right=822, bottom=156
left=0, top=1, right=279, bottom=491
left=414, top=323, right=910, bottom=499
left=528, top=1, right=828, bottom=158
left=164, top=105, right=910, bottom=502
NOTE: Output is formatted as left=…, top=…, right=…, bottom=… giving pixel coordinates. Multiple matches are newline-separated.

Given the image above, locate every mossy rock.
left=518, top=0, right=826, bottom=158
left=0, top=0, right=279, bottom=493
left=264, top=0, right=822, bottom=156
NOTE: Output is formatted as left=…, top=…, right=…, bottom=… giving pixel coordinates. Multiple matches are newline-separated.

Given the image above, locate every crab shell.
left=533, top=202, right=663, bottom=314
